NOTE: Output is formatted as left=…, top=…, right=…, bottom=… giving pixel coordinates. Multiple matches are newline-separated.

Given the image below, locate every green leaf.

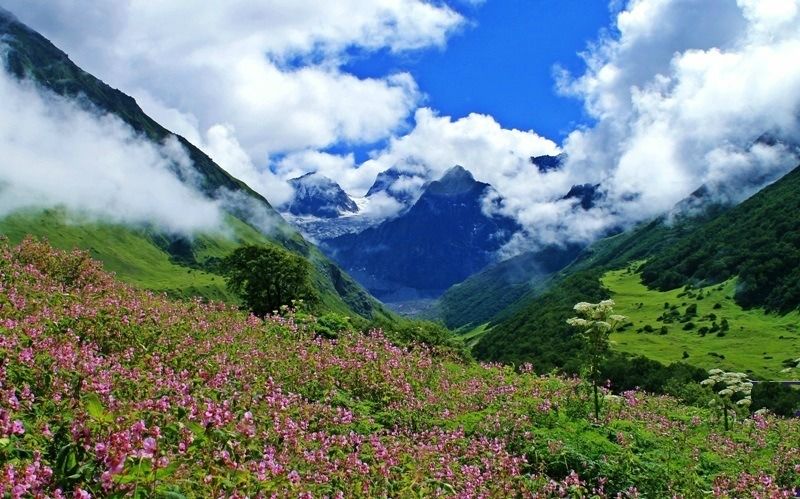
left=83, top=393, right=113, bottom=423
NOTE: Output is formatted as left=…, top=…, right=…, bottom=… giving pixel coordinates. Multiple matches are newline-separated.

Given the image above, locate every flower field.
left=0, top=238, right=798, bottom=497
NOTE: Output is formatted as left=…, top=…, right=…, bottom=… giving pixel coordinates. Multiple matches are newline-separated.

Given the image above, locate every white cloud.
left=506, top=0, right=800, bottom=251
left=0, top=63, right=223, bottom=234
left=0, top=0, right=460, bottom=204
left=359, top=108, right=560, bottom=201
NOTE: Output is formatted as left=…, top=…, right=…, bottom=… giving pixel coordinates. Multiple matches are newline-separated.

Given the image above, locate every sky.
left=342, top=0, right=613, bottom=147
left=1, top=0, right=799, bottom=253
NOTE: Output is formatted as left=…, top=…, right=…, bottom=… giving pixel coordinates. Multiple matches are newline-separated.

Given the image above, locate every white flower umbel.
left=701, top=369, right=753, bottom=431
left=567, top=300, right=627, bottom=421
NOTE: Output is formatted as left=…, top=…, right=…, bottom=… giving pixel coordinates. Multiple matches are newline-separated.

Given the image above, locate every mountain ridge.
left=0, top=11, right=390, bottom=320
left=325, top=165, right=521, bottom=302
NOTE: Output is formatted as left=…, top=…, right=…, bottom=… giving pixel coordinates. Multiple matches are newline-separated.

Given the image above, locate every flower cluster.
left=0, top=238, right=797, bottom=497
left=702, top=369, right=753, bottom=408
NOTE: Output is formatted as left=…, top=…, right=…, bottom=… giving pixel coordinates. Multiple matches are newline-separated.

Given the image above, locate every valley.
left=1, top=1, right=800, bottom=496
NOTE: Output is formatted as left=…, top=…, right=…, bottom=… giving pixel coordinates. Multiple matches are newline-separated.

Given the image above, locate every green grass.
left=0, top=209, right=258, bottom=301
left=458, top=322, right=491, bottom=349
left=0, top=209, right=394, bottom=321
left=604, top=265, right=800, bottom=380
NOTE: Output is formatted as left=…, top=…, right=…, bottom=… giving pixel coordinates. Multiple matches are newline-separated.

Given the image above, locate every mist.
left=0, top=57, right=224, bottom=235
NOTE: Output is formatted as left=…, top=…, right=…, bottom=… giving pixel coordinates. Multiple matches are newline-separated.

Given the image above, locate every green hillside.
left=430, top=245, right=581, bottom=330
left=0, top=13, right=390, bottom=320
left=641, top=166, right=800, bottom=312
left=605, top=266, right=800, bottom=379
left=1, top=238, right=798, bottom=497
left=474, top=166, right=800, bottom=381
left=0, top=209, right=389, bottom=319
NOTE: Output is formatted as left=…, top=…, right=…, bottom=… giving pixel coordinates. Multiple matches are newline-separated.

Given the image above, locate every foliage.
left=641, top=165, right=800, bottom=312
left=432, top=245, right=582, bottom=330
left=362, top=316, right=470, bottom=360
left=222, top=244, right=316, bottom=316
left=701, top=370, right=753, bottom=431
left=567, top=300, right=627, bottom=419
left=474, top=269, right=609, bottom=374
left=1, top=238, right=800, bottom=496
left=751, top=383, right=800, bottom=417
left=602, top=267, right=800, bottom=380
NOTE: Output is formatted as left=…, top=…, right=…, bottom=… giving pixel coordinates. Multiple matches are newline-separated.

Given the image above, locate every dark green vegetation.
left=223, top=245, right=316, bottom=316
left=0, top=12, right=389, bottom=321
left=641, top=165, right=800, bottom=312
left=431, top=244, right=581, bottom=330
left=474, top=166, right=800, bottom=407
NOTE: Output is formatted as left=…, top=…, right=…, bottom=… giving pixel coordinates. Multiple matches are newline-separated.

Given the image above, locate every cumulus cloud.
left=0, top=0, right=461, bottom=204
left=0, top=62, right=223, bottom=234
left=494, top=0, right=800, bottom=253
left=270, top=108, right=559, bottom=219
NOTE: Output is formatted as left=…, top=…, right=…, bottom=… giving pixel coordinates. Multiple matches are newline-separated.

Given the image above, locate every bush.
left=222, top=244, right=317, bottom=316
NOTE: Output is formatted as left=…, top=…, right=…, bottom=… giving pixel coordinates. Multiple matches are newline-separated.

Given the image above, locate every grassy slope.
left=0, top=210, right=259, bottom=301
left=474, top=171, right=800, bottom=375
left=641, top=165, right=800, bottom=313
left=0, top=13, right=392, bottom=320
left=429, top=246, right=581, bottom=330
left=604, top=266, right=800, bottom=379
left=0, top=210, right=393, bottom=319
left=2, top=238, right=798, bottom=497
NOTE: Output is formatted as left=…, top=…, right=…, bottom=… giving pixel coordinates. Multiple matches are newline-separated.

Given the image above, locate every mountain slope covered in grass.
left=474, top=166, right=800, bottom=380
left=429, top=244, right=582, bottom=330
left=0, top=10, right=388, bottom=320
left=1, top=238, right=798, bottom=497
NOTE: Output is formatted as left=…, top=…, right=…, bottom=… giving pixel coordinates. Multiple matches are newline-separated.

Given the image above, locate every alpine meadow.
left=1, top=1, right=800, bottom=497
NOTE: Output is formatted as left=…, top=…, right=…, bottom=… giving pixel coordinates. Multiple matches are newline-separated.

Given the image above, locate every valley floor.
left=604, top=266, right=800, bottom=380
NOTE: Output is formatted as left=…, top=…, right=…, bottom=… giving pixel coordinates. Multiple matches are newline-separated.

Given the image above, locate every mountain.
left=365, top=166, right=428, bottom=206
left=281, top=172, right=358, bottom=218
left=0, top=9, right=389, bottom=320
left=324, top=165, right=520, bottom=303
left=429, top=244, right=583, bottom=329
left=563, top=183, right=603, bottom=210
left=473, top=165, right=800, bottom=378
left=530, top=154, right=564, bottom=173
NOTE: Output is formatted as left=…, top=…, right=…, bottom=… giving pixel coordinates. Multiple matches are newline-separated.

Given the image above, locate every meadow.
left=0, top=238, right=798, bottom=497
left=604, top=266, right=800, bottom=380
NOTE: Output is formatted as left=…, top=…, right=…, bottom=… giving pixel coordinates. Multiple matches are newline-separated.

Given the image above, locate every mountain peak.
left=441, top=165, right=474, bottom=182
left=428, top=165, right=483, bottom=196
left=283, top=172, right=358, bottom=218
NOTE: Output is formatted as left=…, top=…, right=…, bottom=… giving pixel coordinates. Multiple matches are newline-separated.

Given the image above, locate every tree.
left=567, top=300, right=626, bottom=420
left=223, top=245, right=316, bottom=316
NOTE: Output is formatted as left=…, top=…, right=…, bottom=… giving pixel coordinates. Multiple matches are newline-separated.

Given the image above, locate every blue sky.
left=345, top=0, right=614, bottom=142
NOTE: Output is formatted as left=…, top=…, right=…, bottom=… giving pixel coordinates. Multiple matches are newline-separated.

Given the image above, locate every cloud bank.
left=496, top=0, right=800, bottom=252
left=0, top=61, right=223, bottom=234
left=0, top=0, right=464, bottom=205
left=3, top=0, right=800, bottom=261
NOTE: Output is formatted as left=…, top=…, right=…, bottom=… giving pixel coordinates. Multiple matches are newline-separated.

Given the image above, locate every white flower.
left=566, top=318, right=590, bottom=328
